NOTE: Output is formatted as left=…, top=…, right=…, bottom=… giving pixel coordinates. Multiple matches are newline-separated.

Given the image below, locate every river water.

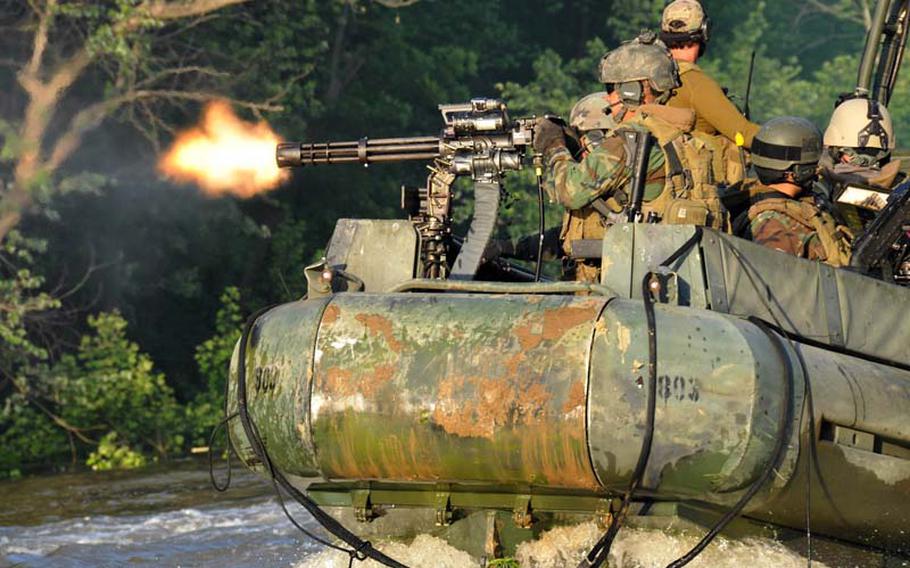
left=0, top=461, right=323, bottom=567
left=0, top=461, right=876, bottom=568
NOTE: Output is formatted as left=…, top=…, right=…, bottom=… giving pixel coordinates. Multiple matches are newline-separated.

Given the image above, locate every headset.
left=618, top=81, right=645, bottom=107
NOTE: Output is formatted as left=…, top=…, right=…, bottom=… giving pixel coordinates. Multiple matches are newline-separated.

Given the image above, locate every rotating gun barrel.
left=272, top=98, right=541, bottom=281
left=276, top=136, right=442, bottom=168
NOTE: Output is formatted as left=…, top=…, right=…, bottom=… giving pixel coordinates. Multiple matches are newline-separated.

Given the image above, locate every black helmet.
left=752, top=117, right=822, bottom=185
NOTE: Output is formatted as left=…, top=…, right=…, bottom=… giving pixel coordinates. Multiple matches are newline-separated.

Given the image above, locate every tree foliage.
left=0, top=307, right=184, bottom=476
left=0, top=0, right=286, bottom=243
left=184, top=286, right=244, bottom=448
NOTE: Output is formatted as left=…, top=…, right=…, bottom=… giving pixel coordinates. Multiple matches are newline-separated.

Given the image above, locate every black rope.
left=271, top=474, right=343, bottom=550
left=664, top=319, right=795, bottom=568
left=661, top=227, right=705, bottom=268
left=209, top=332, right=247, bottom=494
left=208, top=411, right=238, bottom=492
left=793, top=331, right=818, bottom=568
left=235, top=306, right=410, bottom=567
left=535, top=170, right=546, bottom=282
left=714, top=238, right=826, bottom=567
left=579, top=227, right=704, bottom=568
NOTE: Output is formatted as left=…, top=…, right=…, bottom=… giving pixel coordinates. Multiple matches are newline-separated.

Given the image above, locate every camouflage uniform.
left=547, top=124, right=667, bottom=212
left=540, top=33, right=726, bottom=283
left=556, top=92, right=621, bottom=282
left=484, top=94, right=618, bottom=274
left=743, top=186, right=853, bottom=266
left=547, top=104, right=726, bottom=282
left=547, top=126, right=666, bottom=283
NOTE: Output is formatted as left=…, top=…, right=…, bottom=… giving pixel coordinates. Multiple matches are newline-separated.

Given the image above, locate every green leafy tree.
left=195, top=287, right=243, bottom=396
left=497, top=39, right=606, bottom=118
left=52, top=311, right=183, bottom=460
left=0, top=232, right=64, bottom=476
left=86, top=432, right=147, bottom=471
left=185, top=286, right=244, bottom=447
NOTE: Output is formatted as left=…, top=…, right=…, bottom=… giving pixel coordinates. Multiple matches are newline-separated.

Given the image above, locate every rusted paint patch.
left=563, top=380, right=586, bottom=414
left=521, top=382, right=553, bottom=423
left=432, top=375, right=555, bottom=439
left=322, top=303, right=341, bottom=325
left=320, top=363, right=396, bottom=399
left=515, top=305, right=599, bottom=351
left=366, top=364, right=396, bottom=397
left=323, top=368, right=355, bottom=397
left=355, top=313, right=402, bottom=352
left=311, top=295, right=606, bottom=490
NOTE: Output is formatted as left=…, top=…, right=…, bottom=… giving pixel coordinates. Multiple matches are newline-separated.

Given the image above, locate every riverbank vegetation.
left=0, top=0, right=901, bottom=477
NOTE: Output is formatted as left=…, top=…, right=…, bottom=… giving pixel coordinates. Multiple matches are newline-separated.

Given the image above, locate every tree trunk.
left=0, top=210, right=23, bottom=244
left=0, top=181, right=32, bottom=243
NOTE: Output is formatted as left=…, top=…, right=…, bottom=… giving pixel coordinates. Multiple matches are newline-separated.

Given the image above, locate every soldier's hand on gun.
left=533, top=116, right=569, bottom=156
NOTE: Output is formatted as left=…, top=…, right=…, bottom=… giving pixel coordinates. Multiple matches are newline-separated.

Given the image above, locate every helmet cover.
left=752, top=116, right=823, bottom=171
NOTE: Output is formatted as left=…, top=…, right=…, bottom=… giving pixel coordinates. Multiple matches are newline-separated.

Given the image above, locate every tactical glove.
left=533, top=117, right=568, bottom=156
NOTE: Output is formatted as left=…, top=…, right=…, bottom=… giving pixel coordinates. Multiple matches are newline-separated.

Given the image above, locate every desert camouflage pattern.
left=569, top=92, right=615, bottom=133
left=661, top=0, right=706, bottom=34
left=745, top=191, right=853, bottom=266
left=599, top=32, right=681, bottom=94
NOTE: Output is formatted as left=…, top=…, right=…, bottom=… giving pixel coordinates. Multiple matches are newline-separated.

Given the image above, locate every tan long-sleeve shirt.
left=668, top=61, right=760, bottom=149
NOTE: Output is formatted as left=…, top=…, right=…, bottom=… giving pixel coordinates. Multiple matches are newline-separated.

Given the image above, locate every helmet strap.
left=791, top=163, right=818, bottom=186
left=857, top=100, right=890, bottom=149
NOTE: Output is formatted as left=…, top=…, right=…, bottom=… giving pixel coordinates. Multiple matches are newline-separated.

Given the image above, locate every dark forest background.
left=0, top=0, right=901, bottom=474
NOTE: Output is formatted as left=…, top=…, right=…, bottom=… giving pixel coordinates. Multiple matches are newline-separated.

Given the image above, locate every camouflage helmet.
left=660, top=0, right=711, bottom=44
left=569, top=92, right=613, bottom=132
left=824, top=96, right=894, bottom=152
left=599, top=32, right=681, bottom=98
left=752, top=117, right=823, bottom=172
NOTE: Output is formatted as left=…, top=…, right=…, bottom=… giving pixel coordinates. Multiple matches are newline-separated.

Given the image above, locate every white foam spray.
left=300, top=534, right=480, bottom=568
left=515, top=523, right=829, bottom=568
left=298, top=523, right=828, bottom=568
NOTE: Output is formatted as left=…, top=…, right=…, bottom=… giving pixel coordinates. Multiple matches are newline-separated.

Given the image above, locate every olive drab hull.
left=227, top=225, right=910, bottom=557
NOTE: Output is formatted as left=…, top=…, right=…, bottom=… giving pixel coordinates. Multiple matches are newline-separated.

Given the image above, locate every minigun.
left=277, top=98, right=543, bottom=281
left=850, top=179, right=910, bottom=286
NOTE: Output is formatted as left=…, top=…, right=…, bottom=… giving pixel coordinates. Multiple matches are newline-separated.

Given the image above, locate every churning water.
left=0, top=462, right=878, bottom=567
left=0, top=462, right=319, bottom=567
left=301, top=522, right=830, bottom=568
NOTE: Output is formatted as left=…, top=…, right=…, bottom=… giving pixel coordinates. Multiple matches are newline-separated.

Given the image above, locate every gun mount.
left=857, top=0, right=910, bottom=105
left=850, top=180, right=910, bottom=284
left=277, top=98, right=540, bottom=281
